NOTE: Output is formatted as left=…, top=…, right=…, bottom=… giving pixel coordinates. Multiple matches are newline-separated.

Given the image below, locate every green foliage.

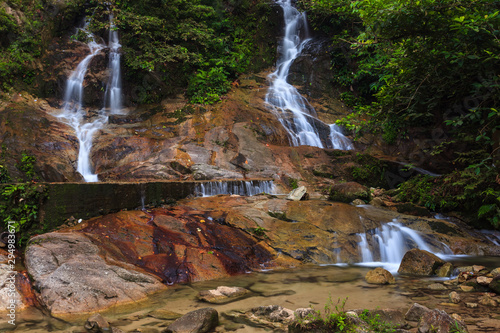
left=289, top=178, right=299, bottom=190
left=351, top=153, right=387, bottom=187
left=292, top=297, right=396, bottom=332
left=16, top=152, right=36, bottom=181
left=187, top=66, right=231, bottom=104
left=398, top=167, right=500, bottom=228
left=0, top=165, right=10, bottom=184
left=250, top=226, right=268, bottom=237
left=0, top=183, right=47, bottom=246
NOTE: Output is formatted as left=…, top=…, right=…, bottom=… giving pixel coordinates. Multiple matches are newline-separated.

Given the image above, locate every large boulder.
left=398, top=249, right=445, bottom=276
left=365, top=267, right=395, bottom=285
left=417, top=309, right=468, bottom=333
left=163, top=308, right=218, bottom=333
left=25, top=233, right=166, bottom=315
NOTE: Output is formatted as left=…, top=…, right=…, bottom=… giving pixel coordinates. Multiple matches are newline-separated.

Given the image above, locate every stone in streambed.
left=398, top=249, right=445, bottom=276
left=365, top=267, right=395, bottom=285
left=85, top=313, right=110, bottom=332
left=405, top=303, right=430, bottom=322
left=197, top=286, right=251, bottom=304
left=163, top=308, right=218, bottom=333
left=436, top=262, right=454, bottom=277
left=489, top=276, right=500, bottom=294
left=417, top=309, right=468, bottom=333
left=449, top=291, right=461, bottom=304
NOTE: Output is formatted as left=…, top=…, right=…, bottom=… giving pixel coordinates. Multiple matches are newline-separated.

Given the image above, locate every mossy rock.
left=329, top=182, right=369, bottom=203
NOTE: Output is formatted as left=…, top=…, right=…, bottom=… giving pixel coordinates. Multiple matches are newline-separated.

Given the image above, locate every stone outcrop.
left=398, top=249, right=446, bottom=276
left=25, top=233, right=165, bottom=315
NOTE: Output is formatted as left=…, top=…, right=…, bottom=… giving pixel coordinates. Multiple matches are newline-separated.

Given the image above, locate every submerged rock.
left=197, top=286, right=251, bottom=304
left=405, top=303, right=430, bottom=322
left=164, top=308, right=218, bottom=333
left=398, top=249, right=445, bottom=276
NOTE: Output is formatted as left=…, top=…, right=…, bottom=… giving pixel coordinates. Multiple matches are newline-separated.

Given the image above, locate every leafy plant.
left=250, top=226, right=268, bottom=237
left=0, top=164, right=10, bottom=184
left=16, top=153, right=36, bottom=181
left=0, top=182, right=47, bottom=246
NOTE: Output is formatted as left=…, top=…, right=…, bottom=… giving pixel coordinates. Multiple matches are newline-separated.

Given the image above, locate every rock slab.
left=198, top=286, right=250, bottom=304
left=25, top=233, right=165, bottom=315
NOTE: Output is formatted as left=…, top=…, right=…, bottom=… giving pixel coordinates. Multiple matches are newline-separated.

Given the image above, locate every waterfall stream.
left=266, top=0, right=353, bottom=150
left=355, top=220, right=453, bottom=272
left=58, top=15, right=122, bottom=182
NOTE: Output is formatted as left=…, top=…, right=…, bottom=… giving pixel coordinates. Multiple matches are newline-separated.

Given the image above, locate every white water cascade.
left=58, top=15, right=122, bottom=182
left=356, top=220, right=452, bottom=272
left=103, top=13, right=122, bottom=114
left=266, top=0, right=353, bottom=150
left=195, top=180, right=276, bottom=197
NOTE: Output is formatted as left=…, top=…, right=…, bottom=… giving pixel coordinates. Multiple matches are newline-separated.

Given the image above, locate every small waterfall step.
left=195, top=180, right=276, bottom=197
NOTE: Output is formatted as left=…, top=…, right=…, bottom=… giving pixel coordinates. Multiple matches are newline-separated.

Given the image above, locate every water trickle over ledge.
left=24, top=179, right=276, bottom=230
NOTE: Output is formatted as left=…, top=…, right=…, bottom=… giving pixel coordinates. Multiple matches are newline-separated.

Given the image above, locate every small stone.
left=427, top=283, right=447, bottom=290
left=352, top=199, right=365, bottom=205
left=294, top=308, right=316, bottom=320
left=449, top=291, right=461, bottom=304
left=365, top=267, right=396, bottom=285
left=479, top=295, right=498, bottom=307
left=85, top=313, right=110, bottom=332
left=436, top=262, right=454, bottom=277
left=405, top=303, right=430, bottom=322
left=460, top=285, right=474, bottom=292
left=490, top=267, right=500, bottom=276
left=466, top=303, right=478, bottom=308
left=451, top=313, right=463, bottom=322
left=477, top=276, right=493, bottom=285
left=473, top=265, right=486, bottom=273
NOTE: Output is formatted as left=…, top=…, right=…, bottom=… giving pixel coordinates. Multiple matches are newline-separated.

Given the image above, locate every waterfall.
left=356, top=220, right=452, bottom=272
left=195, top=180, right=276, bottom=197
left=104, top=13, right=122, bottom=114
left=266, top=0, right=352, bottom=150
left=58, top=14, right=122, bottom=182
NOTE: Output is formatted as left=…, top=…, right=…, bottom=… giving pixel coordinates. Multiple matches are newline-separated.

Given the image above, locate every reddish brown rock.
left=417, top=309, right=468, bottom=333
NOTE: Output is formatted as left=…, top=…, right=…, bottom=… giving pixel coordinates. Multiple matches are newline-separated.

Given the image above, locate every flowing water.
left=57, top=15, right=122, bottom=182
left=195, top=180, right=276, bottom=197
left=354, top=220, right=453, bottom=272
left=266, top=0, right=352, bottom=150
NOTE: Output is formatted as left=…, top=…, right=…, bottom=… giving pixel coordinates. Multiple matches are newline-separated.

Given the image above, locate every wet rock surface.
left=365, top=267, right=395, bottom=285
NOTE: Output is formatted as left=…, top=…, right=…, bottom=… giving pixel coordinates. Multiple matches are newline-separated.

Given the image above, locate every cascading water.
left=103, top=13, right=122, bottom=114
left=195, top=180, right=276, bottom=197
left=58, top=14, right=122, bottom=182
left=266, top=0, right=352, bottom=150
left=356, top=220, right=452, bottom=272
left=58, top=20, right=105, bottom=182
